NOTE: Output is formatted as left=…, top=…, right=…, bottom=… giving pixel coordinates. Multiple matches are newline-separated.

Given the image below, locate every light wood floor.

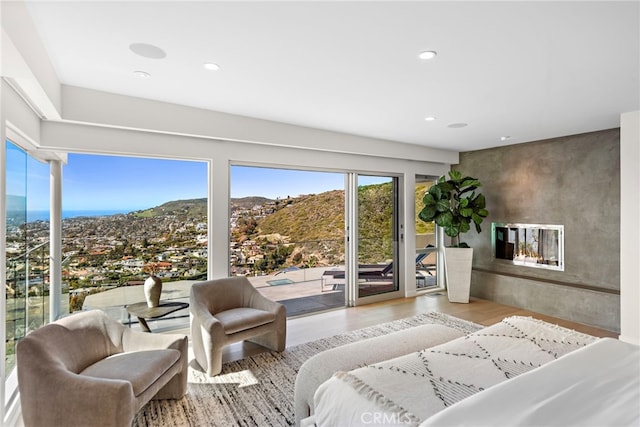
left=218, top=292, right=618, bottom=364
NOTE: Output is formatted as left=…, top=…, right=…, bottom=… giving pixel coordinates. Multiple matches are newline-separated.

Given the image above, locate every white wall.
left=620, top=110, right=640, bottom=344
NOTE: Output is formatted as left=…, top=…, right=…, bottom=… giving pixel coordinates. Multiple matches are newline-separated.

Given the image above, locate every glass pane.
left=5, top=141, right=49, bottom=375
left=230, top=166, right=346, bottom=316
left=62, top=154, right=207, bottom=325
left=415, top=176, right=438, bottom=290
left=5, top=140, right=27, bottom=375
left=357, top=175, right=398, bottom=297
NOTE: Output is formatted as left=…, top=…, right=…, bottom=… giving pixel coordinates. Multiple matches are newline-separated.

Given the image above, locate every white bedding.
left=420, top=338, right=640, bottom=427
left=311, top=316, right=600, bottom=427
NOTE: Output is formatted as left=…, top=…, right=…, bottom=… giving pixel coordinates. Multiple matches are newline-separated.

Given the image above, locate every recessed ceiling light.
left=424, top=116, right=436, bottom=122
left=501, top=136, right=512, bottom=141
left=129, top=43, right=166, bottom=59
left=418, top=50, right=437, bottom=60
left=203, top=62, right=220, bottom=71
left=448, top=122, right=468, bottom=128
left=133, top=70, right=151, bottom=79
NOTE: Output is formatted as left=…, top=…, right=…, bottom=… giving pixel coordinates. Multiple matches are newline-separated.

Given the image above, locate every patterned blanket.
left=313, top=316, right=598, bottom=427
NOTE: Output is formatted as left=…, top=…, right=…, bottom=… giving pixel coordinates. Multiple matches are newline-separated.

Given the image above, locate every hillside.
left=133, top=198, right=207, bottom=218
left=231, top=196, right=274, bottom=210
left=255, top=183, right=400, bottom=265
left=123, top=182, right=428, bottom=270
left=257, top=190, right=344, bottom=242
left=133, top=197, right=277, bottom=219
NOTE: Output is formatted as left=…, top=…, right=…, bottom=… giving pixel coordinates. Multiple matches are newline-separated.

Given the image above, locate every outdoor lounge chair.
left=321, top=247, right=435, bottom=290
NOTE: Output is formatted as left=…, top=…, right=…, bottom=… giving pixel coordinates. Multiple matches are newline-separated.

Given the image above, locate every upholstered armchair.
left=190, top=276, right=287, bottom=376
left=17, top=309, right=188, bottom=427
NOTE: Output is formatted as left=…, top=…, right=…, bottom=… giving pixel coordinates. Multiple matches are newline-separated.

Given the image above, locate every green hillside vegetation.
left=416, top=183, right=436, bottom=234
left=133, top=198, right=207, bottom=218
left=256, top=190, right=345, bottom=267
left=357, top=182, right=394, bottom=263
left=258, top=190, right=344, bottom=242
left=255, top=183, right=400, bottom=266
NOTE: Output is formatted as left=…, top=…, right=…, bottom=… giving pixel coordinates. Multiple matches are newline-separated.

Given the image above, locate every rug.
left=133, top=312, right=483, bottom=427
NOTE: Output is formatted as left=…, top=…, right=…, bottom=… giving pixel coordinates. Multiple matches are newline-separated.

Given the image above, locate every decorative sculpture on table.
left=143, top=262, right=163, bottom=307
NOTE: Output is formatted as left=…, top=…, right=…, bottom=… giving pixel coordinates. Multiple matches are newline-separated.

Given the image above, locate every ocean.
left=26, top=209, right=132, bottom=222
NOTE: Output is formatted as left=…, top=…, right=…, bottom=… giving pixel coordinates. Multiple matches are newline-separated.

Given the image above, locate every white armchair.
left=17, top=309, right=188, bottom=427
left=190, top=276, right=287, bottom=376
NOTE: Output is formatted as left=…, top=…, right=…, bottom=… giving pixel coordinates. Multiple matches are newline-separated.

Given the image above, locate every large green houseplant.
left=418, top=170, right=489, bottom=302
left=418, top=170, right=489, bottom=247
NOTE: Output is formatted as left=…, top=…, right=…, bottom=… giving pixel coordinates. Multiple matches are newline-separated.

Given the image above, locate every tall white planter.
left=444, top=247, right=473, bottom=303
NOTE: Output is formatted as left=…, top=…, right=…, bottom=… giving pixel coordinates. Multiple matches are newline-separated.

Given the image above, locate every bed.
left=305, top=316, right=640, bottom=427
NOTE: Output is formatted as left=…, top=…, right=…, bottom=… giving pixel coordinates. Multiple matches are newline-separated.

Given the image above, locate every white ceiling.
left=23, top=1, right=640, bottom=152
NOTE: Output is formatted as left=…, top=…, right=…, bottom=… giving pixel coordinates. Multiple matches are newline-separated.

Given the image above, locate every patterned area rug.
left=133, top=312, right=482, bottom=427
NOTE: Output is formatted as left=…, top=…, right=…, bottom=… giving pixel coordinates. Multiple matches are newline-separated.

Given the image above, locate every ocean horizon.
left=27, top=209, right=133, bottom=222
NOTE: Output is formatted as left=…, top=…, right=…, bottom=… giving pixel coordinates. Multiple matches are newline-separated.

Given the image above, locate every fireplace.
left=492, top=223, right=564, bottom=271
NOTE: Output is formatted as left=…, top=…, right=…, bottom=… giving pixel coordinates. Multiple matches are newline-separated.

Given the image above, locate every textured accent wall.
left=457, top=128, right=620, bottom=332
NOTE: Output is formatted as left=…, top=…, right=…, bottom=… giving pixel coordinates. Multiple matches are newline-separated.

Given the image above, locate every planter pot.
left=444, top=247, right=473, bottom=303
left=144, top=275, right=163, bottom=308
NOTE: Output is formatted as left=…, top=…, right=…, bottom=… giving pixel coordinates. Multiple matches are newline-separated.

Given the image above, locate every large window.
left=3, top=147, right=209, bottom=418
left=229, top=166, right=407, bottom=313
left=230, top=165, right=346, bottom=316
left=62, top=154, right=208, bottom=321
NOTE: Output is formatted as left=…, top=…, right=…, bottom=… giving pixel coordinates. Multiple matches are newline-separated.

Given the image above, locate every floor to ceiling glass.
left=5, top=140, right=50, bottom=376
left=356, top=175, right=399, bottom=298
left=415, top=175, right=440, bottom=291
left=229, top=165, right=346, bottom=317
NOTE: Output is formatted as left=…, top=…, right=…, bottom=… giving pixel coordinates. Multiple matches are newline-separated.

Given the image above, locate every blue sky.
left=16, top=151, right=389, bottom=211
left=61, top=154, right=208, bottom=210
left=231, top=166, right=345, bottom=199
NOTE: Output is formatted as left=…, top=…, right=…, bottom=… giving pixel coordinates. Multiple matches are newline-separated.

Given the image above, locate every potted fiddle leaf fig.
left=418, top=170, right=489, bottom=303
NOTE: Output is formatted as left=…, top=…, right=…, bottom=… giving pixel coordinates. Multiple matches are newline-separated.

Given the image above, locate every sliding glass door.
left=229, top=165, right=346, bottom=317
left=347, top=174, right=400, bottom=304
left=415, top=175, right=440, bottom=291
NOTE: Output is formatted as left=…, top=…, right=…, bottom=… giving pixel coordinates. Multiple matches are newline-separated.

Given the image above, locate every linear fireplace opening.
left=492, top=223, right=564, bottom=271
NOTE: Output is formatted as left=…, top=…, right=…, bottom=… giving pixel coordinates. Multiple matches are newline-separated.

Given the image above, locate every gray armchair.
left=190, top=276, right=287, bottom=376
left=16, top=309, right=188, bottom=427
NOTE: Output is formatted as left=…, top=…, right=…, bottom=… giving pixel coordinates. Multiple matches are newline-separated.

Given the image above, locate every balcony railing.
left=5, top=240, right=71, bottom=374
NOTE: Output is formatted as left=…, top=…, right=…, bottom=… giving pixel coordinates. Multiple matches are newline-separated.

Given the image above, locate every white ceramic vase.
left=144, top=275, right=163, bottom=307
left=444, top=247, right=473, bottom=303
